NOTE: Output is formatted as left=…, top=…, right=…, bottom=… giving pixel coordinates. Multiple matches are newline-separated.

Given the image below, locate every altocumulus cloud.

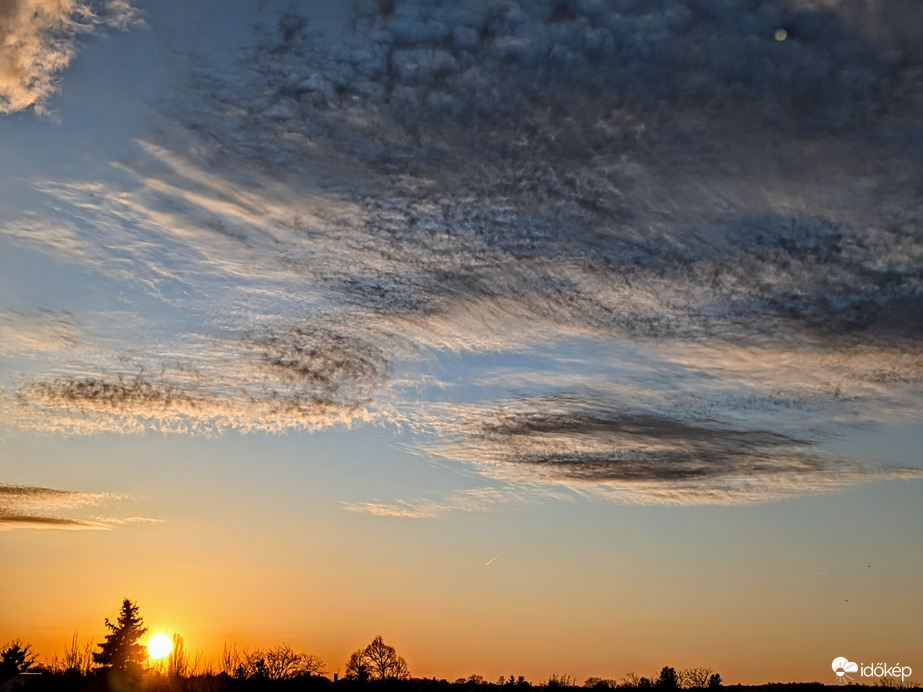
left=1, top=0, right=922, bottom=503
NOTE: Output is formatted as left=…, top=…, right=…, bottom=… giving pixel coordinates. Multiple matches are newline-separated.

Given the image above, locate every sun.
left=147, top=633, right=173, bottom=660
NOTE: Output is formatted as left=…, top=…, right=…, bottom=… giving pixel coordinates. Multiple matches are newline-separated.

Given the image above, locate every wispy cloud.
left=2, top=0, right=921, bottom=503
left=93, top=515, right=167, bottom=525
left=0, top=483, right=159, bottom=530
left=342, top=486, right=567, bottom=518
left=0, top=0, right=139, bottom=115
left=0, top=311, right=83, bottom=356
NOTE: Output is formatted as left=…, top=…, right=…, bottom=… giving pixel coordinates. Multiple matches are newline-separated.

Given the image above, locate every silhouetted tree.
left=345, top=650, right=370, bottom=682
left=679, top=669, right=713, bottom=688
left=461, top=674, right=485, bottom=685
left=93, top=598, right=148, bottom=682
left=168, top=634, right=187, bottom=678
left=217, top=642, right=325, bottom=680
left=546, top=674, right=575, bottom=687
left=345, top=636, right=409, bottom=681
left=656, top=668, right=678, bottom=689
left=265, top=644, right=326, bottom=679
left=1, top=640, right=37, bottom=682
left=620, top=673, right=641, bottom=688
left=56, top=632, right=95, bottom=675
left=707, top=674, right=722, bottom=688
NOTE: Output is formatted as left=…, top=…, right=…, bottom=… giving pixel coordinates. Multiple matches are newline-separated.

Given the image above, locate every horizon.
left=5, top=609, right=920, bottom=687
left=1, top=0, right=921, bottom=687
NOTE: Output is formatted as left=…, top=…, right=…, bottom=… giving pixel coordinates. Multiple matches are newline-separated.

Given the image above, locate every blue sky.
left=1, top=0, right=922, bottom=683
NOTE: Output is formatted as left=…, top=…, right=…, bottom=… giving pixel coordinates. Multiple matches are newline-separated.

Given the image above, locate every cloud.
left=0, top=0, right=139, bottom=115
left=342, top=486, right=567, bottom=518
left=416, top=393, right=921, bottom=504
left=0, top=311, right=83, bottom=356
left=0, top=514, right=107, bottom=530
left=0, top=483, right=122, bottom=530
left=2, top=0, right=921, bottom=503
left=94, top=515, right=167, bottom=525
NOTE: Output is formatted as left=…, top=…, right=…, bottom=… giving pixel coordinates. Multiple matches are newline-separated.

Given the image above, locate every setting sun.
left=147, top=633, right=173, bottom=660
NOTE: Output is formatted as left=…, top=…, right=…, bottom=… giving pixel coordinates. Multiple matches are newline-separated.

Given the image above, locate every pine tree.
left=93, top=599, right=148, bottom=680
left=0, top=640, right=36, bottom=683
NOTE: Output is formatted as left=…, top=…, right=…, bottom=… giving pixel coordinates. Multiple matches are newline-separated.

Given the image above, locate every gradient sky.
left=2, top=0, right=922, bottom=685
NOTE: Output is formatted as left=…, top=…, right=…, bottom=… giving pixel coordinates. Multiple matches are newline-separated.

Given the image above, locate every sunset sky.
left=1, top=0, right=922, bottom=685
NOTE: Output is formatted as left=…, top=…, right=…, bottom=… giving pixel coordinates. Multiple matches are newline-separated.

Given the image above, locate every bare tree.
left=221, top=643, right=325, bottom=680
left=345, top=649, right=370, bottom=682
left=168, top=634, right=187, bottom=678
left=242, top=648, right=268, bottom=678
left=679, top=669, right=713, bottom=689
left=49, top=632, right=95, bottom=675
left=546, top=673, right=576, bottom=687
left=221, top=643, right=240, bottom=676
left=266, top=644, right=303, bottom=680
left=264, top=644, right=326, bottom=679
left=187, top=649, right=213, bottom=677
left=345, top=636, right=409, bottom=681
left=620, top=673, right=642, bottom=688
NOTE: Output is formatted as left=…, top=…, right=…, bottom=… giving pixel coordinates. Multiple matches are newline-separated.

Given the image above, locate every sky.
left=1, top=0, right=922, bottom=685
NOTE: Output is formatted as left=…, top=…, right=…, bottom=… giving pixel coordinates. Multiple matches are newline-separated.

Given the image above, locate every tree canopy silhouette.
left=656, top=668, right=678, bottom=689
left=92, top=599, right=148, bottom=681
left=345, top=636, right=409, bottom=681
left=1, top=640, right=36, bottom=683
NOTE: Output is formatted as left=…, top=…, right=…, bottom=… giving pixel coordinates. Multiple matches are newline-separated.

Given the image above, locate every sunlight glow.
left=147, top=633, right=173, bottom=660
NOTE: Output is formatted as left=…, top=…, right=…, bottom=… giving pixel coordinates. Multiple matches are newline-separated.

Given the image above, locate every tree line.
left=2, top=598, right=736, bottom=691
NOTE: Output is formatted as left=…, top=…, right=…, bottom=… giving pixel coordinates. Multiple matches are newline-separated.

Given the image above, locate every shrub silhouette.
left=221, top=643, right=325, bottom=680
left=546, top=674, right=575, bottom=688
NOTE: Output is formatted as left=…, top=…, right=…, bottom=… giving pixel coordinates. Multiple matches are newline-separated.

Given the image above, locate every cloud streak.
left=0, top=483, right=152, bottom=530
left=341, top=486, right=567, bottom=518
left=2, top=0, right=921, bottom=503
left=417, top=393, right=921, bottom=504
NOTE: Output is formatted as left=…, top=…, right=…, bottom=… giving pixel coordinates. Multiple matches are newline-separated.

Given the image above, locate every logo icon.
left=833, top=657, right=859, bottom=682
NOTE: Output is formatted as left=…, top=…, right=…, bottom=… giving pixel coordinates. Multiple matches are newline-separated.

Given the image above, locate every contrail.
left=485, top=553, right=502, bottom=567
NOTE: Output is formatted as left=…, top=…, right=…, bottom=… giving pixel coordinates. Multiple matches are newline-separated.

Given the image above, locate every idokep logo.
left=832, top=658, right=858, bottom=682
left=832, top=657, right=913, bottom=683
